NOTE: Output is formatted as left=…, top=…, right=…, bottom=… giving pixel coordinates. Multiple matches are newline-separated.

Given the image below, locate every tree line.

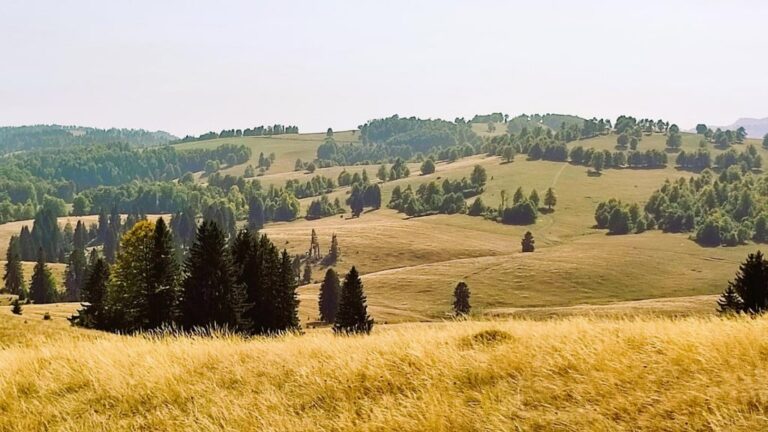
left=174, top=124, right=299, bottom=143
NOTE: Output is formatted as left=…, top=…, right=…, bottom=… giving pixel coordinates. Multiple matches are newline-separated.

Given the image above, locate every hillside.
left=1, top=308, right=767, bottom=431
left=0, top=125, right=176, bottom=154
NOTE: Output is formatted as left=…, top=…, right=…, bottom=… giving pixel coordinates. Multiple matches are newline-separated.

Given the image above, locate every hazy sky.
left=1, top=0, right=766, bottom=136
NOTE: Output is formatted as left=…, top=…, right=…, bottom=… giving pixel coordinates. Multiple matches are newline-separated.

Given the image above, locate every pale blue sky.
left=1, top=0, right=766, bottom=136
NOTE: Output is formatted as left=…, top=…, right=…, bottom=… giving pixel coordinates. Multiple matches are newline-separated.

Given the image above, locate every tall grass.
left=1, top=316, right=767, bottom=431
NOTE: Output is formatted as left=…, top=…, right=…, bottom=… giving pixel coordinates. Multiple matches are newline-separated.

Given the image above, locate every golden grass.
left=2, top=310, right=768, bottom=431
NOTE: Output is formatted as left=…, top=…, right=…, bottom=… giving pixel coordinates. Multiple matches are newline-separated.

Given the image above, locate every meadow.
left=2, top=305, right=767, bottom=431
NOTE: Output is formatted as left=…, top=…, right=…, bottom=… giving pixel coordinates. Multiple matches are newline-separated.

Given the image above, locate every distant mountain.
left=0, top=125, right=177, bottom=154
left=706, top=118, right=768, bottom=138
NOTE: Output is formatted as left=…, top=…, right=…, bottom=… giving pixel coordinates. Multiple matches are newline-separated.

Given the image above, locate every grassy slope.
left=2, top=308, right=767, bottom=431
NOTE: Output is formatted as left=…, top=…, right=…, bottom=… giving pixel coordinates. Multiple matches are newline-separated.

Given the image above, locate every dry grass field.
left=2, top=305, right=768, bottom=431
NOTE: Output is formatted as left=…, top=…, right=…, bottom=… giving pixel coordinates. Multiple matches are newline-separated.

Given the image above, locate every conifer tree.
left=274, top=250, right=299, bottom=332
left=327, top=234, right=340, bottom=264
left=309, top=229, right=320, bottom=259
left=248, top=196, right=265, bottom=230
left=521, top=231, right=535, bottom=252
left=334, top=266, right=373, bottom=334
left=302, top=260, right=312, bottom=285
left=63, top=247, right=87, bottom=301
left=529, top=189, right=540, bottom=209
left=722, top=251, right=768, bottom=314
left=179, top=220, right=243, bottom=330
left=717, top=284, right=743, bottom=314
left=453, top=281, right=471, bottom=316
left=11, top=298, right=22, bottom=315
left=3, top=236, right=25, bottom=298
left=70, top=257, right=110, bottom=329
left=30, top=248, right=57, bottom=304
left=318, top=268, right=340, bottom=323
left=148, top=218, right=179, bottom=328
left=544, top=187, right=557, bottom=210
left=513, top=187, right=525, bottom=204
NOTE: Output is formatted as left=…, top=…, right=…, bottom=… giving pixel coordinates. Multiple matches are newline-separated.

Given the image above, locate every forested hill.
left=0, top=125, right=177, bottom=154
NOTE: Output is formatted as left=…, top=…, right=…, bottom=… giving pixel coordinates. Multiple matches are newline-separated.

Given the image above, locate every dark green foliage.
left=319, top=269, right=340, bottom=323
left=70, top=257, right=110, bottom=329
left=334, top=267, right=373, bottom=334
left=501, top=200, right=537, bottom=225
left=175, top=125, right=298, bottom=143
left=388, top=179, right=473, bottom=217
left=521, top=231, right=535, bottom=252
left=544, top=187, right=557, bottom=210
left=30, top=249, right=57, bottom=304
left=63, top=247, right=87, bottom=302
left=468, top=197, right=487, bottom=216
left=327, top=234, right=340, bottom=264
left=453, top=282, right=471, bottom=316
left=594, top=199, right=644, bottom=234
left=179, top=221, right=243, bottom=330
left=3, top=236, right=25, bottom=297
left=148, top=218, right=179, bottom=328
left=0, top=124, right=175, bottom=154
left=420, top=159, right=436, bottom=175
left=302, top=261, right=312, bottom=285
left=11, top=299, right=22, bottom=315
left=248, top=196, right=265, bottom=230
left=307, top=195, right=343, bottom=220
left=717, top=251, right=768, bottom=314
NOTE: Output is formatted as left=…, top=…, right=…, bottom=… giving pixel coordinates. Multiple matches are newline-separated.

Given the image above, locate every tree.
left=148, top=218, right=179, bottom=329
left=544, top=187, right=557, bottom=210
left=591, top=151, right=605, bottom=172
left=302, top=260, right=312, bottom=285
left=528, top=189, right=540, bottom=208
left=3, top=236, right=25, bottom=298
left=470, top=165, right=488, bottom=189
left=333, top=266, right=373, bottom=334
left=248, top=196, right=265, bottom=230
left=420, top=159, right=436, bottom=175
left=763, top=134, right=768, bottom=149
left=696, top=124, right=708, bottom=134
left=719, top=251, right=768, bottom=314
left=328, top=234, right=340, bottom=263
left=63, top=247, right=87, bottom=302
left=521, top=231, right=535, bottom=252
left=512, top=187, right=525, bottom=204
left=608, top=207, right=631, bottom=235
left=318, top=269, right=340, bottom=323
left=70, top=257, right=110, bottom=329
left=617, top=133, right=630, bottom=148
left=108, top=220, right=156, bottom=330
left=349, top=184, right=365, bottom=217
left=666, top=132, right=683, bottom=150
left=717, top=284, right=743, bottom=314
left=452, top=282, right=471, bottom=316
left=179, top=221, right=244, bottom=330
left=10, top=299, right=22, bottom=315
left=377, top=164, right=388, bottom=182
left=306, top=162, right=316, bottom=173
left=501, top=146, right=515, bottom=163
left=30, top=249, right=56, bottom=304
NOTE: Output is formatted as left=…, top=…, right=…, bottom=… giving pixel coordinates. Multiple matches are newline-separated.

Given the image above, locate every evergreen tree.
left=521, top=231, right=535, bottom=252
left=377, top=164, right=389, bottom=182
left=717, top=284, right=743, bottom=314
left=63, top=247, right=87, bottom=301
left=528, top=189, right=540, bottom=209
left=302, top=260, right=312, bottom=285
left=318, top=268, right=340, bottom=323
left=179, top=221, right=243, bottom=329
left=148, top=218, right=179, bottom=328
left=248, top=196, right=265, bottom=230
left=70, top=257, right=110, bottom=329
left=11, top=298, right=22, bottom=315
left=309, top=229, right=320, bottom=259
left=420, top=159, right=436, bottom=175
left=453, top=281, right=471, bottom=316
left=30, top=249, right=57, bottom=304
left=544, top=187, right=557, bottom=210
left=512, top=187, right=525, bottom=204
left=274, top=250, right=299, bottom=332
left=725, top=251, right=768, bottom=314
left=3, top=236, right=25, bottom=297
left=334, top=266, right=373, bottom=334
left=327, top=233, right=340, bottom=264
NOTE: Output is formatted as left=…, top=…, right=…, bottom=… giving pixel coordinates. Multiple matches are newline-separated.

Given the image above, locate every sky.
left=1, top=0, right=767, bottom=137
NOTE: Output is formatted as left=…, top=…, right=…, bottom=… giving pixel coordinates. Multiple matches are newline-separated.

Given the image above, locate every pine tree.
left=3, top=236, right=25, bottom=298
left=529, top=189, right=540, bottom=209
left=63, top=247, right=87, bottom=301
left=179, top=220, right=243, bottom=330
left=11, top=299, right=22, bottom=315
left=70, top=257, right=110, bottom=329
left=248, top=196, right=265, bottom=230
left=521, top=231, right=535, bottom=252
left=544, top=187, right=557, bottom=210
left=318, top=268, right=340, bottom=323
left=309, top=229, right=320, bottom=259
left=30, top=248, right=57, bottom=304
left=453, top=281, right=471, bottom=316
left=513, top=187, right=525, bottom=204
left=302, top=260, right=312, bottom=285
left=717, top=284, right=744, bottom=314
left=327, top=234, right=340, bottom=264
left=148, top=218, right=179, bottom=328
left=727, top=251, right=768, bottom=314
left=334, top=266, right=373, bottom=334
left=274, top=250, right=299, bottom=332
